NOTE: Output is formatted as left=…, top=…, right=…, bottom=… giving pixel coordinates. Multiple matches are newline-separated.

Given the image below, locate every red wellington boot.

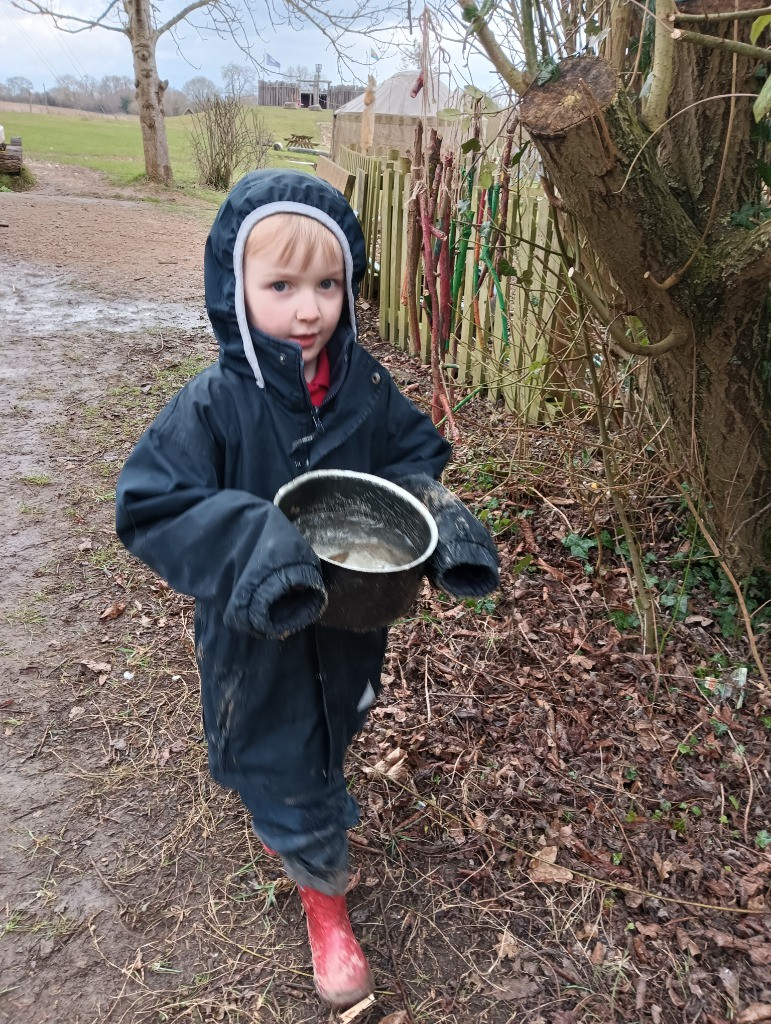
left=298, top=886, right=374, bottom=1009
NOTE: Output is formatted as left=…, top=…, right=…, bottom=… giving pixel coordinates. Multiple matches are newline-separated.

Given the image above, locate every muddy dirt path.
left=1, top=164, right=214, bottom=1022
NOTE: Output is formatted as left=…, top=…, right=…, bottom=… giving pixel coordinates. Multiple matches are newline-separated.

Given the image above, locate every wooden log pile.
left=0, top=136, right=23, bottom=175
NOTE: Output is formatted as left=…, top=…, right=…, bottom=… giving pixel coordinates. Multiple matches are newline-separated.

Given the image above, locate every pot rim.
left=274, top=469, right=439, bottom=574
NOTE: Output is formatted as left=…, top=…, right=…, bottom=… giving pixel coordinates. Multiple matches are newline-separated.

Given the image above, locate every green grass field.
left=0, top=106, right=333, bottom=201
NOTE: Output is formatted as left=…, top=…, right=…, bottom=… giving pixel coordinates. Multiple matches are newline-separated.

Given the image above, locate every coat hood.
left=204, top=169, right=367, bottom=387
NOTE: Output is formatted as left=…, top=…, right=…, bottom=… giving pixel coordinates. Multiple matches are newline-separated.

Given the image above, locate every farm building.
left=331, top=70, right=453, bottom=160
left=257, top=80, right=364, bottom=110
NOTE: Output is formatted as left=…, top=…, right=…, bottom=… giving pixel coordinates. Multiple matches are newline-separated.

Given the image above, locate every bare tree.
left=187, top=93, right=273, bottom=189
left=3, top=75, right=34, bottom=100
left=221, top=61, right=255, bottom=99
left=183, top=76, right=219, bottom=107
left=6, top=0, right=402, bottom=184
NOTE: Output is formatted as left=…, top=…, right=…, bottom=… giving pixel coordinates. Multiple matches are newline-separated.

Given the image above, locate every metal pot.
left=274, top=469, right=438, bottom=632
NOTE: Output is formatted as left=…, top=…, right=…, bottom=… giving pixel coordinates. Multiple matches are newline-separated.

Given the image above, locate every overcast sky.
left=0, top=3, right=501, bottom=95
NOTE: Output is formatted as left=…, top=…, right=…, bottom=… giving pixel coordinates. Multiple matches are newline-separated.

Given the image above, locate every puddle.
left=1, top=264, right=207, bottom=336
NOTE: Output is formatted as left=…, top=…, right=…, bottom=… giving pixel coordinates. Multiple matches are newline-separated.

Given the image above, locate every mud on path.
left=1, top=163, right=770, bottom=1024
left=1, top=163, right=217, bottom=1022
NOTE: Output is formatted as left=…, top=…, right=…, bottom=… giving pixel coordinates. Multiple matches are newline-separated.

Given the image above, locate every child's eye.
left=319, top=279, right=339, bottom=291
left=271, top=281, right=288, bottom=293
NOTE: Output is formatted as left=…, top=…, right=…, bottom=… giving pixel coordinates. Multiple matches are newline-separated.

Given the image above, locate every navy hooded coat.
left=115, top=170, right=453, bottom=803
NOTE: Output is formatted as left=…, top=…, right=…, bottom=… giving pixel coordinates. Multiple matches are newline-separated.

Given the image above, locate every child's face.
left=243, top=236, right=345, bottom=382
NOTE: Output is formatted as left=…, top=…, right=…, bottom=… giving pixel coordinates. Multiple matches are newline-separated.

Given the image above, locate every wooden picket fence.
left=337, top=144, right=583, bottom=423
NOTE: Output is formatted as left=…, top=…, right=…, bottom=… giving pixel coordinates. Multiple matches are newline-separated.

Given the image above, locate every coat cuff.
left=246, top=563, right=328, bottom=640
left=397, top=474, right=500, bottom=599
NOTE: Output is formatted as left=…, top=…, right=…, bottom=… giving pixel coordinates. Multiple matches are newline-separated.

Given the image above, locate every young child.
left=116, top=169, right=498, bottom=1010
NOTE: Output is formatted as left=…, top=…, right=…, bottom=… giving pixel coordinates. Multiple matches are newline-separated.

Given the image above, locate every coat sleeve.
left=374, top=377, right=499, bottom=600
left=374, top=376, right=452, bottom=483
left=115, top=388, right=327, bottom=640
left=396, top=474, right=499, bottom=599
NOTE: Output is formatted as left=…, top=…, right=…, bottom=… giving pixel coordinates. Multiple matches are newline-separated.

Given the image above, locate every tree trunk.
left=124, top=0, right=172, bottom=185
left=520, top=56, right=771, bottom=572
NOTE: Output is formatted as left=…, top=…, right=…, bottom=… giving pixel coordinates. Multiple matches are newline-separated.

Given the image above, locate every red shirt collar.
left=307, top=346, right=331, bottom=407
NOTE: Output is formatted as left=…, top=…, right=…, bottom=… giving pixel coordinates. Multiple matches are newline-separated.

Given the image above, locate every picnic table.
left=285, top=134, right=317, bottom=149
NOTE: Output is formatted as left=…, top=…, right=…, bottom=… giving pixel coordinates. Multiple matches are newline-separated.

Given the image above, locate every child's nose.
left=296, top=290, right=321, bottom=320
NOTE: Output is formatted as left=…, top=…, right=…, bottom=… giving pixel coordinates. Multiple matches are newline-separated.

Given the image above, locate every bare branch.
left=458, top=0, right=530, bottom=95
left=672, top=5, right=771, bottom=23
left=8, top=0, right=127, bottom=34
left=641, top=0, right=676, bottom=132
left=571, top=271, right=692, bottom=357
left=156, top=0, right=220, bottom=38
left=672, top=27, right=771, bottom=62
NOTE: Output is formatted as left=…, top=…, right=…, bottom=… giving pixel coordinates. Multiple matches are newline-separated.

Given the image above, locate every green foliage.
left=0, top=166, right=35, bottom=192
left=754, top=77, right=771, bottom=122
left=478, top=496, right=517, bottom=537
left=730, top=201, right=771, bottom=228
left=750, top=13, right=771, bottom=44
left=464, top=595, right=498, bottom=614
left=756, top=830, right=771, bottom=850
left=562, top=532, right=596, bottom=560
left=535, top=58, right=560, bottom=86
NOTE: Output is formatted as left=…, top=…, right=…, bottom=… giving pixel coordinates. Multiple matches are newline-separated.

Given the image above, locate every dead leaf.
left=68, top=706, right=85, bottom=722
left=634, top=921, right=661, bottom=938
left=448, top=824, right=465, bottom=845
left=375, top=1013, right=407, bottom=1024
left=653, top=849, right=674, bottom=881
left=78, top=538, right=93, bottom=552
left=718, top=966, right=740, bottom=1003
left=491, top=977, right=541, bottom=1001
left=749, top=942, right=771, bottom=967
left=529, top=846, right=574, bottom=884
left=738, top=1004, right=771, bottom=1023
left=497, top=928, right=520, bottom=960
left=99, top=600, right=126, bottom=621
left=82, top=660, right=111, bottom=675
left=676, top=927, right=701, bottom=956
left=344, top=866, right=362, bottom=894
left=590, top=941, right=606, bottom=964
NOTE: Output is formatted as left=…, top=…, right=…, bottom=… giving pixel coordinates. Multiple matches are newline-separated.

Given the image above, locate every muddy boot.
left=298, top=885, right=374, bottom=1009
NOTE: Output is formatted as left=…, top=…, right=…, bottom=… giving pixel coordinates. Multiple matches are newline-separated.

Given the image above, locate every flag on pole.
left=369, top=48, right=379, bottom=61
left=265, top=52, right=281, bottom=70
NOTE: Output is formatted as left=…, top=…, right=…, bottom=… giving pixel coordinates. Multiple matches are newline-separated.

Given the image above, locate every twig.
left=377, top=893, right=417, bottom=1024
left=90, top=857, right=127, bottom=908
left=680, top=491, right=770, bottom=693
left=672, top=5, right=771, bottom=21
left=672, top=27, right=771, bottom=61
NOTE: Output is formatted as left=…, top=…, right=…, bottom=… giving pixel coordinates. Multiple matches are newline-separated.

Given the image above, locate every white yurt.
left=331, top=70, right=453, bottom=161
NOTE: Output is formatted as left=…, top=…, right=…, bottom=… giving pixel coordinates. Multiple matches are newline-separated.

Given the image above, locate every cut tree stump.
left=0, top=136, right=23, bottom=175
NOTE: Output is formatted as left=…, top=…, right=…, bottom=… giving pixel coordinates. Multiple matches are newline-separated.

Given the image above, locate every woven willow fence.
left=337, top=143, right=584, bottom=423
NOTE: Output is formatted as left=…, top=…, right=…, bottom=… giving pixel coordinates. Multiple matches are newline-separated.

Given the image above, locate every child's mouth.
left=291, top=334, right=318, bottom=348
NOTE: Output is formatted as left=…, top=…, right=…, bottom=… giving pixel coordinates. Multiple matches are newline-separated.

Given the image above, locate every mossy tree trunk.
left=519, top=52, right=771, bottom=571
